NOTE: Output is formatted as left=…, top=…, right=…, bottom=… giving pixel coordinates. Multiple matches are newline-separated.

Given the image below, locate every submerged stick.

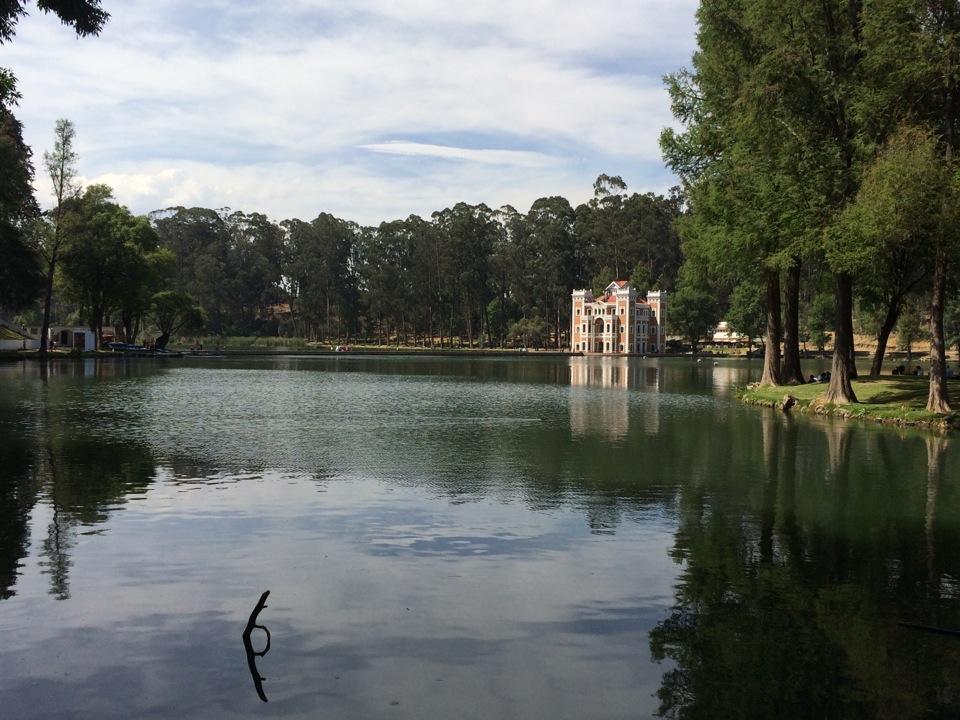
left=242, top=590, right=271, bottom=702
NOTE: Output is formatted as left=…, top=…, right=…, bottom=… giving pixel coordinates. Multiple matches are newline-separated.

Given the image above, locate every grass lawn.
left=739, top=376, right=960, bottom=428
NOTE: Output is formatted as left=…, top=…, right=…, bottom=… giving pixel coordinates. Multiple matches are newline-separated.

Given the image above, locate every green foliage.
left=590, top=265, right=615, bottom=298
left=803, top=293, right=834, bottom=353
left=575, top=181, right=682, bottom=291
left=0, top=1, right=109, bottom=44
left=725, top=281, right=765, bottom=343
left=152, top=207, right=287, bottom=336
left=895, top=299, right=928, bottom=357
left=0, top=72, right=42, bottom=311
left=831, top=125, right=941, bottom=278
left=628, top=261, right=652, bottom=295
left=506, top=316, right=548, bottom=349
left=36, top=174, right=681, bottom=349
left=59, top=185, right=164, bottom=341
left=670, top=285, right=719, bottom=351
left=149, top=290, right=203, bottom=346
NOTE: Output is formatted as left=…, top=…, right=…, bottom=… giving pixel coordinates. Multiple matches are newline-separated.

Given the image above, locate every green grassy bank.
left=739, top=377, right=960, bottom=430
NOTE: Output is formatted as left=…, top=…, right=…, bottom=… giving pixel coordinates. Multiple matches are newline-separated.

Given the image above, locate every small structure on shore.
left=570, top=281, right=666, bottom=354
left=42, top=326, right=98, bottom=351
left=711, top=320, right=751, bottom=346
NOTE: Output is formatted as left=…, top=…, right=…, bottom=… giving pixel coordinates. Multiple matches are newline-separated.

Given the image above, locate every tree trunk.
left=927, top=246, right=951, bottom=413
left=759, top=270, right=783, bottom=387
left=556, top=305, right=562, bottom=350
left=824, top=273, right=858, bottom=404
left=40, top=261, right=56, bottom=355
left=870, top=298, right=900, bottom=377
left=782, top=259, right=805, bottom=384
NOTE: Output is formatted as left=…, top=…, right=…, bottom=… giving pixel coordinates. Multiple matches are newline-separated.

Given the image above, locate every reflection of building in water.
left=711, top=363, right=755, bottom=392
left=568, top=357, right=660, bottom=440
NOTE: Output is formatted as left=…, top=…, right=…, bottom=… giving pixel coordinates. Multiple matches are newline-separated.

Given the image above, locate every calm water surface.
left=1, top=356, right=959, bottom=719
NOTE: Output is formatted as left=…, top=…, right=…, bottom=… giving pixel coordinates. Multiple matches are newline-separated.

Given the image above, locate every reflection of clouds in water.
left=568, top=357, right=660, bottom=440
left=0, top=473, right=676, bottom=719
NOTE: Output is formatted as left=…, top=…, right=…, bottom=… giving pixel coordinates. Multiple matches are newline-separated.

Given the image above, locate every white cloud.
left=5, top=0, right=697, bottom=222
left=358, top=142, right=563, bottom=167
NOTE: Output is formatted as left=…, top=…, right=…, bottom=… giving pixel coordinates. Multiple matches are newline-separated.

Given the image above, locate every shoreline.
left=0, top=349, right=712, bottom=361
left=738, top=380, right=960, bottom=432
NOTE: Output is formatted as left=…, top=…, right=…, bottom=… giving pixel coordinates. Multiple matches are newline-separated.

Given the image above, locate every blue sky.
left=5, top=0, right=699, bottom=224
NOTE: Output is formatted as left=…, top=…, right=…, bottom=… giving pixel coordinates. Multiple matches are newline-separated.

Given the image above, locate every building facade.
left=570, top=281, right=666, bottom=354
left=33, top=326, right=98, bottom=351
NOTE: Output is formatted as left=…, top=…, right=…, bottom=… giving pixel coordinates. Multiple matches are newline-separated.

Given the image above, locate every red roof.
left=613, top=279, right=628, bottom=287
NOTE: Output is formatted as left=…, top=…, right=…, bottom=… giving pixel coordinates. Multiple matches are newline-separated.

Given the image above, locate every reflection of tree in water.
left=37, top=437, right=157, bottom=599
left=0, top=424, right=42, bottom=600
left=0, top=372, right=159, bottom=601
left=650, top=416, right=960, bottom=719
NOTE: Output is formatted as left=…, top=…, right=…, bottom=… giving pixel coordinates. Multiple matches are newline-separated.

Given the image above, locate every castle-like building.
left=571, top=281, right=666, bottom=354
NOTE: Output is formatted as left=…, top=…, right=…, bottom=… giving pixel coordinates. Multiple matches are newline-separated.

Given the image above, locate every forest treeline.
left=663, top=0, right=960, bottom=413
left=3, top=127, right=686, bottom=349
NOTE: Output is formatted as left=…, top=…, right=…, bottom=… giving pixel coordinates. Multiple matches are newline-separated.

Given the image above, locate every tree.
left=0, top=70, right=42, bottom=312
left=1, top=3, right=108, bottom=320
left=629, top=260, right=653, bottom=296
left=431, top=203, right=499, bottom=347
left=575, top=177, right=683, bottom=297
left=833, top=126, right=938, bottom=376
left=670, top=285, right=719, bottom=354
left=148, top=291, right=203, bottom=349
left=861, top=0, right=960, bottom=412
left=726, top=281, right=765, bottom=354
left=506, top=316, right=548, bottom=349
left=0, top=1, right=109, bottom=43
left=895, top=300, right=927, bottom=364
left=802, top=293, right=834, bottom=357
left=59, top=185, right=164, bottom=345
left=38, top=118, right=79, bottom=354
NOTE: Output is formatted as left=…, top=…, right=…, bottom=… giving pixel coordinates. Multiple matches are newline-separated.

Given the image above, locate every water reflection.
left=2, top=358, right=960, bottom=718
left=0, top=367, right=158, bottom=600
left=650, top=411, right=960, bottom=718
left=569, top=357, right=661, bottom=440
left=0, top=417, right=39, bottom=600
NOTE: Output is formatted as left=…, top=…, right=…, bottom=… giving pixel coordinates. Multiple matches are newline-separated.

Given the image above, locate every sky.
left=4, top=0, right=699, bottom=225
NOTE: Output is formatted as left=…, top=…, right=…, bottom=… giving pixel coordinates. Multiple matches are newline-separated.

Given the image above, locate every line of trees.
left=148, top=179, right=683, bottom=349
left=3, top=119, right=685, bottom=349
left=663, top=0, right=960, bottom=413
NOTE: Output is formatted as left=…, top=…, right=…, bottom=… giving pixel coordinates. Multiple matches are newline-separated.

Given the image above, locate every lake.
left=1, top=355, right=959, bottom=719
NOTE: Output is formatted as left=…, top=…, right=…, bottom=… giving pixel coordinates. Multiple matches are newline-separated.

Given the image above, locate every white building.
left=570, top=281, right=666, bottom=354
left=38, top=326, right=98, bottom=351
left=711, top=321, right=746, bottom=345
